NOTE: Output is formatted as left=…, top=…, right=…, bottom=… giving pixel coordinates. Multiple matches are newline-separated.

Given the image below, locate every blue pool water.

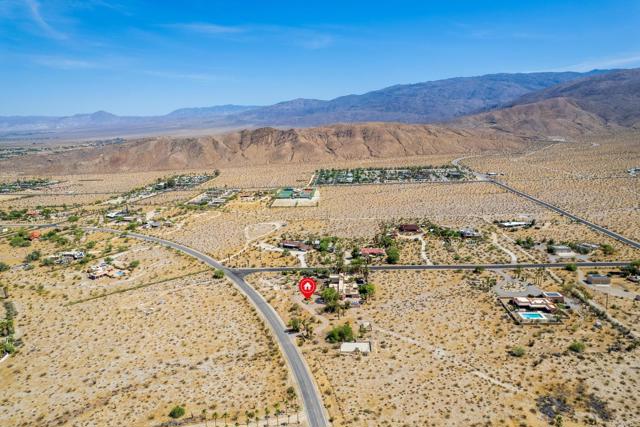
left=520, top=312, right=544, bottom=319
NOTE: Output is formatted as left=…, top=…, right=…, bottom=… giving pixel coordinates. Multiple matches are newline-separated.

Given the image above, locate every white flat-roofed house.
left=340, top=342, right=372, bottom=354
left=460, top=228, right=482, bottom=238
left=498, top=221, right=531, bottom=229
left=550, top=245, right=575, bottom=258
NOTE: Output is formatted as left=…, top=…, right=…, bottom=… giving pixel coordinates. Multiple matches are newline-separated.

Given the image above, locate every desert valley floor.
left=1, top=132, right=639, bottom=427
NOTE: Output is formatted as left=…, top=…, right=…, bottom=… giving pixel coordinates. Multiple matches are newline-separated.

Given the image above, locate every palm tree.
left=363, top=257, right=370, bottom=283
left=535, top=268, right=545, bottom=286
left=223, top=412, right=228, bottom=426
left=293, top=403, right=300, bottom=424
left=202, top=409, right=208, bottom=427
left=264, top=406, right=270, bottom=426
left=212, top=411, right=219, bottom=427
left=301, top=318, right=314, bottom=340
left=273, top=403, right=281, bottom=426
left=514, top=266, right=523, bottom=280
left=285, top=400, right=291, bottom=425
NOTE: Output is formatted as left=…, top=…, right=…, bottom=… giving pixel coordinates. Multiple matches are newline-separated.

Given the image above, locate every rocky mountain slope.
left=0, top=123, right=524, bottom=174
left=453, top=69, right=640, bottom=138
left=513, top=68, right=640, bottom=128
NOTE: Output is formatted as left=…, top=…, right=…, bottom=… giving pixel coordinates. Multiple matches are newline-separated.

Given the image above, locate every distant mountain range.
left=0, top=69, right=613, bottom=141
left=3, top=67, right=640, bottom=174
left=454, top=68, right=640, bottom=137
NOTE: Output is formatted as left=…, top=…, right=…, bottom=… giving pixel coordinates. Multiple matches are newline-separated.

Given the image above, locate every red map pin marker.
left=298, top=277, right=317, bottom=299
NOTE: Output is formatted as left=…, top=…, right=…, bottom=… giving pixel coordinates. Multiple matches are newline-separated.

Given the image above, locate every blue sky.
left=1, top=0, right=639, bottom=116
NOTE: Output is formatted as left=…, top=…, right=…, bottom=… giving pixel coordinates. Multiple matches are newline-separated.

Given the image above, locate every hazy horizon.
left=1, top=0, right=639, bottom=116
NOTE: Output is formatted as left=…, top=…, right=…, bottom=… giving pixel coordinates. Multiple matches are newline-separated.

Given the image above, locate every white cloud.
left=24, top=0, right=67, bottom=40
left=552, top=53, right=640, bottom=72
left=30, top=55, right=98, bottom=69
left=166, top=22, right=246, bottom=35
left=166, top=21, right=335, bottom=49
left=141, top=70, right=223, bottom=81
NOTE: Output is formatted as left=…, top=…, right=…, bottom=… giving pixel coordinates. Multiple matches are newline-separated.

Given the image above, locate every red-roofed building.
left=399, top=224, right=421, bottom=233
left=360, top=248, right=386, bottom=257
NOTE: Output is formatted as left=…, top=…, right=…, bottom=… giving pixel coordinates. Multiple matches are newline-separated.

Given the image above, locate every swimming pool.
left=518, top=312, right=545, bottom=320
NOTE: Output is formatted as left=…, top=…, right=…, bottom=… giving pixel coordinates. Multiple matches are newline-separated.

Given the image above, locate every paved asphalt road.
left=85, top=228, right=330, bottom=427
left=0, top=222, right=60, bottom=228
left=490, top=179, right=640, bottom=250
left=235, top=261, right=633, bottom=276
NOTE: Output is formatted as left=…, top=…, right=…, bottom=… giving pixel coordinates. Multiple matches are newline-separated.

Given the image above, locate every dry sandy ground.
left=145, top=182, right=548, bottom=261
left=249, top=270, right=640, bottom=427
left=139, top=181, right=640, bottom=267
left=0, top=234, right=296, bottom=427
left=211, top=155, right=460, bottom=188
left=465, top=132, right=640, bottom=242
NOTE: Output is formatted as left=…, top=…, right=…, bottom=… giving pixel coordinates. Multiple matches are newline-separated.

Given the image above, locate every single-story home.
left=550, top=245, right=575, bottom=257
left=460, top=228, right=482, bottom=238
left=60, top=250, right=85, bottom=260
left=328, top=273, right=360, bottom=298
left=576, top=243, right=599, bottom=253
left=541, top=291, right=564, bottom=303
left=106, top=210, right=126, bottom=219
left=340, top=342, right=372, bottom=354
left=281, top=241, right=312, bottom=252
left=399, top=224, right=421, bottom=233
left=586, top=274, right=611, bottom=285
left=498, top=221, right=531, bottom=229
left=511, top=297, right=557, bottom=312
left=360, top=248, right=386, bottom=257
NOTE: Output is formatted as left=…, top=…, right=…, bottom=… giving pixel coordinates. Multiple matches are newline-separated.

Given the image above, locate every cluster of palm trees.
left=199, top=394, right=301, bottom=426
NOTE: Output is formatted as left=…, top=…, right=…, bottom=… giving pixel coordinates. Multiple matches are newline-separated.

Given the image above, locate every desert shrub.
left=326, top=323, right=355, bottom=343
left=621, top=259, right=640, bottom=276
left=2, top=340, right=16, bottom=354
left=288, top=317, right=302, bottom=333
left=9, top=235, right=30, bottom=248
left=386, top=247, right=399, bottom=264
left=600, top=244, right=615, bottom=255
left=321, top=287, right=340, bottom=312
left=516, top=237, right=535, bottom=249
left=0, top=262, right=9, bottom=272
left=24, top=251, right=41, bottom=263
left=213, top=269, right=225, bottom=279
left=169, top=406, right=185, bottom=419
left=510, top=346, right=526, bottom=357
left=569, top=341, right=585, bottom=353
left=564, top=263, right=577, bottom=272
left=358, top=283, right=376, bottom=300
left=41, top=257, right=56, bottom=267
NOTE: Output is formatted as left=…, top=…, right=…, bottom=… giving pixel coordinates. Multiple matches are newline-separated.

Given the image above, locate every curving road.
left=84, top=228, right=330, bottom=427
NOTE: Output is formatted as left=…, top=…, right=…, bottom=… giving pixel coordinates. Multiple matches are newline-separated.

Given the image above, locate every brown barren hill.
left=1, top=123, right=524, bottom=174
left=454, top=68, right=640, bottom=140
left=453, top=97, right=615, bottom=139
